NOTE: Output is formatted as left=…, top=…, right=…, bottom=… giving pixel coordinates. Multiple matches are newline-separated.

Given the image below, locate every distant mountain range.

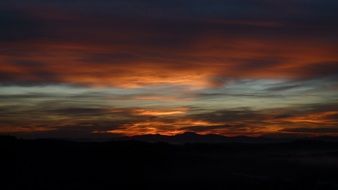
left=2, top=132, right=338, bottom=144
left=115, top=132, right=338, bottom=144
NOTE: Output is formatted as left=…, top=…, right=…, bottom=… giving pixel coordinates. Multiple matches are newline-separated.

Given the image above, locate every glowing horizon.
left=1, top=0, right=338, bottom=138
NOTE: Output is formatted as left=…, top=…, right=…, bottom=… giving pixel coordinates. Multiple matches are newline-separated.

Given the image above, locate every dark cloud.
left=0, top=9, right=45, bottom=42
left=0, top=93, right=55, bottom=99
left=302, top=62, right=338, bottom=78
left=0, top=0, right=337, bottom=87
left=232, top=58, right=284, bottom=73
left=48, top=108, right=110, bottom=116
left=1, top=103, right=338, bottom=136
left=282, top=127, right=338, bottom=134
left=265, top=84, right=303, bottom=92
left=196, top=92, right=283, bottom=98
left=181, top=124, right=246, bottom=133
left=189, top=109, right=266, bottom=123
left=1, top=0, right=337, bottom=45
left=0, top=0, right=338, bottom=137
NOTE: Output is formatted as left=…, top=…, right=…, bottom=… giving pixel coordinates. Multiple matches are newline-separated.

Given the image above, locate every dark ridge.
left=116, top=132, right=338, bottom=144
left=3, top=136, right=338, bottom=190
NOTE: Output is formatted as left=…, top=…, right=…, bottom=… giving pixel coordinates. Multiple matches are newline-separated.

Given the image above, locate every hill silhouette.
left=117, top=132, right=338, bottom=144
left=117, top=132, right=275, bottom=144
left=3, top=135, right=338, bottom=190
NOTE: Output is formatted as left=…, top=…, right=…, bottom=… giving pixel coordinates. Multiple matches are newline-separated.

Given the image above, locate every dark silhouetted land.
left=3, top=134, right=338, bottom=190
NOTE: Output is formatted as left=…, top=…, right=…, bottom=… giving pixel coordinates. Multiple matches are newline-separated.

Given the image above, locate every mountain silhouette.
left=118, top=132, right=282, bottom=144
left=4, top=135, right=338, bottom=190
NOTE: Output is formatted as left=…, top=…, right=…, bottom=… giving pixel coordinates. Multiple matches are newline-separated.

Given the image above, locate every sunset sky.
left=1, top=0, right=338, bottom=138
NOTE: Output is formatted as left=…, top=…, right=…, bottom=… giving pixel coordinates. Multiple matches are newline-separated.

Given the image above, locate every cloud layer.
left=0, top=0, right=338, bottom=137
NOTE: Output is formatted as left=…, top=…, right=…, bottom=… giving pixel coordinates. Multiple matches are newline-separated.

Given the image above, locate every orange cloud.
left=132, top=108, right=188, bottom=116
left=1, top=2, right=338, bottom=139
left=275, top=111, right=338, bottom=126
left=133, top=95, right=192, bottom=102
left=96, top=119, right=225, bottom=136
left=1, top=28, right=338, bottom=89
left=0, top=125, right=56, bottom=133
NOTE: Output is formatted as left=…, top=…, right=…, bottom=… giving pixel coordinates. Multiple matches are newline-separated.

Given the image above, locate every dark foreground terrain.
left=2, top=136, right=338, bottom=190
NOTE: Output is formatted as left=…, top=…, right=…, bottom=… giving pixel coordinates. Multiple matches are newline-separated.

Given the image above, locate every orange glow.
left=1, top=2, right=338, bottom=138
left=133, top=95, right=192, bottom=102
left=0, top=126, right=56, bottom=133
left=96, top=119, right=225, bottom=136
left=133, top=108, right=188, bottom=116
left=1, top=36, right=337, bottom=89
left=275, top=111, right=338, bottom=125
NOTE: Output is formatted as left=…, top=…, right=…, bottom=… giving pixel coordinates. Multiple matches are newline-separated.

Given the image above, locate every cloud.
left=48, top=108, right=111, bottom=116
left=281, top=127, right=338, bottom=134
left=0, top=0, right=337, bottom=88
left=0, top=0, right=338, bottom=138
left=1, top=104, right=338, bottom=137
left=132, top=108, right=188, bottom=116
left=0, top=9, right=44, bottom=42
left=99, top=119, right=225, bottom=136
left=265, top=84, right=304, bottom=92
left=1, top=38, right=337, bottom=88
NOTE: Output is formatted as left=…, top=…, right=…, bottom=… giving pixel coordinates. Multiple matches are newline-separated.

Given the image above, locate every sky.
left=1, top=0, right=338, bottom=138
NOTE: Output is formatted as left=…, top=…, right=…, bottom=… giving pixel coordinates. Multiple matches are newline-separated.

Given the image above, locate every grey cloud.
left=282, top=127, right=338, bottom=134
